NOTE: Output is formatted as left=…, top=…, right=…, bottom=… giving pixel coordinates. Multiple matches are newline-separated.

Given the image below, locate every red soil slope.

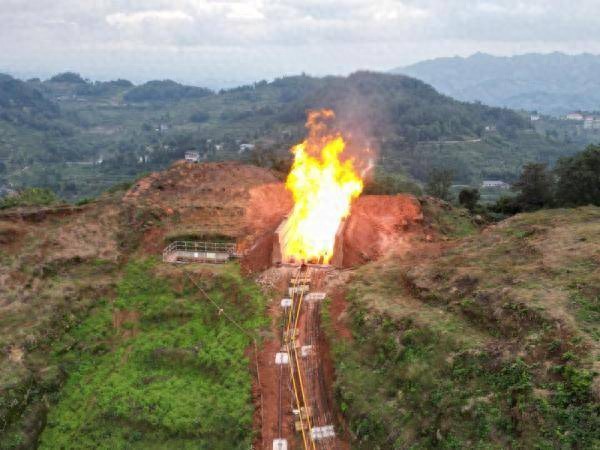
left=342, top=194, right=423, bottom=267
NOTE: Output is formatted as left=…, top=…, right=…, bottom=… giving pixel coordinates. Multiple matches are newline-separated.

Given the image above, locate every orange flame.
left=282, top=110, right=363, bottom=264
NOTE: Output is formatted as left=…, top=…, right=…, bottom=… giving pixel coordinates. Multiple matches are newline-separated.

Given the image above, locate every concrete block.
left=306, top=292, right=326, bottom=301
left=272, top=439, right=287, bottom=450
left=311, top=425, right=336, bottom=440
left=275, top=352, right=289, bottom=365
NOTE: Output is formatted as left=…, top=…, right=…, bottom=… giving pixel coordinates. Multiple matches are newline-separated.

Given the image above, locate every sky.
left=2, top=0, right=600, bottom=88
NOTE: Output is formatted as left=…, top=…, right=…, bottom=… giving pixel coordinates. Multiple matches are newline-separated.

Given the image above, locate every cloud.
left=106, top=10, right=194, bottom=27
left=2, top=0, right=600, bottom=86
left=225, top=2, right=265, bottom=21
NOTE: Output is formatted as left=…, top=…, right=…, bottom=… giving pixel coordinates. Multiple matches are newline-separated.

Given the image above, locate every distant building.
left=239, top=143, right=255, bottom=153
left=482, top=180, right=510, bottom=189
left=582, top=116, right=600, bottom=130
left=185, top=151, right=200, bottom=163
left=530, top=114, right=540, bottom=121
left=566, top=112, right=584, bottom=121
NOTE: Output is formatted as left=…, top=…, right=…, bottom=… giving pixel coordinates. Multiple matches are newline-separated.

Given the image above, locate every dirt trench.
left=253, top=267, right=350, bottom=450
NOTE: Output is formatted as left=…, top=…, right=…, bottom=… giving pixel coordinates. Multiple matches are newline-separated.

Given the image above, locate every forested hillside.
left=0, top=71, right=579, bottom=199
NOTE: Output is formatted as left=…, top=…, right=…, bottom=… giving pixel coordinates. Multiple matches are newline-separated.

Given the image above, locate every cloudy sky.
left=2, top=0, right=600, bottom=88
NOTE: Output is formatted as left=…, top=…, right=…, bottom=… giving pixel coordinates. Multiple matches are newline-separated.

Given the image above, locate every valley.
left=0, top=72, right=581, bottom=201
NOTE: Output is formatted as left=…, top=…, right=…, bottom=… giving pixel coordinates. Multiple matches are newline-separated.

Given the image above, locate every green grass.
left=327, top=207, right=600, bottom=449
left=330, top=286, right=600, bottom=450
left=422, top=200, right=478, bottom=238
left=0, top=187, right=59, bottom=209
left=37, top=260, right=267, bottom=450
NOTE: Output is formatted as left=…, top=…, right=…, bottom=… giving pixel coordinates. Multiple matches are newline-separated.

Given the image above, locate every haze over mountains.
left=393, top=52, right=600, bottom=116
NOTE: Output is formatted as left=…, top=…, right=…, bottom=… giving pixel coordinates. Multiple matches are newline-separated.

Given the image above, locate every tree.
left=458, top=188, right=480, bottom=211
left=49, top=72, right=87, bottom=84
left=512, top=163, right=554, bottom=211
left=426, top=168, right=453, bottom=201
left=554, top=145, right=600, bottom=207
left=364, top=170, right=422, bottom=196
left=189, top=111, right=210, bottom=123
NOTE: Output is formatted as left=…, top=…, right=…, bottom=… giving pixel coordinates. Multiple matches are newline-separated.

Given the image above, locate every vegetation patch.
left=0, top=188, right=59, bottom=209
left=36, top=260, right=267, bottom=449
left=328, top=207, right=600, bottom=449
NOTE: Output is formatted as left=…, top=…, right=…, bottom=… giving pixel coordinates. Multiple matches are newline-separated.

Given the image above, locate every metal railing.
left=162, top=240, right=238, bottom=263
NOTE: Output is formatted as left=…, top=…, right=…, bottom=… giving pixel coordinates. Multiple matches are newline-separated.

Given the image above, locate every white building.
left=566, top=112, right=584, bottom=121
left=482, top=180, right=510, bottom=189
left=239, top=143, right=255, bottom=153
left=530, top=114, right=540, bottom=121
left=184, top=151, right=200, bottom=163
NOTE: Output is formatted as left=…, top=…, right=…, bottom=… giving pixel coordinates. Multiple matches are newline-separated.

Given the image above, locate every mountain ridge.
left=2, top=70, right=573, bottom=199
left=392, top=52, right=600, bottom=115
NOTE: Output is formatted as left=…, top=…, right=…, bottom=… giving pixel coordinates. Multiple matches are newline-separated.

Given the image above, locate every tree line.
left=426, top=144, right=600, bottom=214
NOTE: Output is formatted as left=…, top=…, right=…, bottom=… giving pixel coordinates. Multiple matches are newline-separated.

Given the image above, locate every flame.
left=282, top=110, right=364, bottom=264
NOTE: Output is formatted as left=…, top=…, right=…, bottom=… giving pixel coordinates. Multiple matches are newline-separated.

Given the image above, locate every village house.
left=482, top=180, right=510, bottom=189
left=184, top=151, right=200, bottom=163
left=566, top=112, right=584, bottom=121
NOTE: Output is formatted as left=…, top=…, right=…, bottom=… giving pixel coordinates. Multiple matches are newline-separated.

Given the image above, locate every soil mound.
left=123, top=162, right=427, bottom=270
left=342, top=194, right=423, bottom=267
left=124, top=161, right=292, bottom=238
left=123, top=161, right=292, bottom=265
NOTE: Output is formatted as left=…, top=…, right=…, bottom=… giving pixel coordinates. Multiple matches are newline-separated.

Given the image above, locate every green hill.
left=0, top=71, right=580, bottom=199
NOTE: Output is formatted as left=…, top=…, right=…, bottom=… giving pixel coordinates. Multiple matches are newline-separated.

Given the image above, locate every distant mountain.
left=392, top=52, right=600, bottom=115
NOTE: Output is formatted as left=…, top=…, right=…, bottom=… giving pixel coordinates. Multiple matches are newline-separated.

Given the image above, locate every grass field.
left=328, top=207, right=600, bottom=449
left=37, top=260, right=268, bottom=450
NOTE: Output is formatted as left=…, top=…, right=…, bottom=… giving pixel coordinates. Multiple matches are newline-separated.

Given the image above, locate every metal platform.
left=163, top=241, right=238, bottom=264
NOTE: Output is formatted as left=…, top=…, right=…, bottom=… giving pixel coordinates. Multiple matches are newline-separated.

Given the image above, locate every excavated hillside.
left=123, top=161, right=292, bottom=246
left=0, top=161, right=300, bottom=447
left=0, top=160, right=457, bottom=448
left=123, top=160, right=429, bottom=271
left=1, top=160, right=597, bottom=449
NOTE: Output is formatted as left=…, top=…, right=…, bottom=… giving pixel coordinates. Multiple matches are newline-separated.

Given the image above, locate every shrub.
left=0, top=188, right=59, bottom=209
left=425, top=168, right=453, bottom=201
left=190, top=111, right=210, bottom=123
left=458, top=188, right=480, bottom=211
left=364, top=170, right=422, bottom=195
